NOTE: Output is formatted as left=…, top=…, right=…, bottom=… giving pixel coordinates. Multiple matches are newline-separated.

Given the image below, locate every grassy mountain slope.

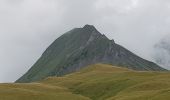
left=0, top=83, right=90, bottom=100
left=16, top=25, right=166, bottom=83
left=1, top=64, right=170, bottom=100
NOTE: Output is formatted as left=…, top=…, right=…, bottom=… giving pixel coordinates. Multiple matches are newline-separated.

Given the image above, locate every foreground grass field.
left=0, top=64, right=170, bottom=100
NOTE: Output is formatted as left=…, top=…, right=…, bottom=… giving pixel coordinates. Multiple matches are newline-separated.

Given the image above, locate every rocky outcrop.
left=16, top=25, right=166, bottom=83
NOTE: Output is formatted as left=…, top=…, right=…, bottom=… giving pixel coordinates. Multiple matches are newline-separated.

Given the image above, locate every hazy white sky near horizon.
left=0, top=0, right=170, bottom=82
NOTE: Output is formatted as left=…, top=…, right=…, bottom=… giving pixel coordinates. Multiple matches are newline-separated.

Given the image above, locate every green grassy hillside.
left=1, top=64, right=170, bottom=100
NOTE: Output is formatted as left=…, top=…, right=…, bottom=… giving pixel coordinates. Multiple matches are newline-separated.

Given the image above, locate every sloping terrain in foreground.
left=1, top=64, right=170, bottom=100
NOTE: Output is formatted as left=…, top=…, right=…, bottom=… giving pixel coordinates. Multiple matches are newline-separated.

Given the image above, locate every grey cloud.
left=153, top=35, right=170, bottom=70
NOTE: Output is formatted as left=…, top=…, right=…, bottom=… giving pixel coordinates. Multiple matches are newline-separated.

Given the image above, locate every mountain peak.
left=16, top=25, right=166, bottom=83
left=83, top=24, right=95, bottom=28
left=82, top=24, right=97, bottom=31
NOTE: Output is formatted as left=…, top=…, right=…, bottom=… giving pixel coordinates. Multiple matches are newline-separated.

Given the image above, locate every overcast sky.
left=0, top=0, right=170, bottom=83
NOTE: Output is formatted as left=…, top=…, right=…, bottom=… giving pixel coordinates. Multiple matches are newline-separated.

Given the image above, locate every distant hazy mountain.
left=16, top=25, right=166, bottom=83
left=154, top=36, right=170, bottom=69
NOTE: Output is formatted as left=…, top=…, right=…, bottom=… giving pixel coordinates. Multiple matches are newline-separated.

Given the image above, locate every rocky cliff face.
left=16, top=25, right=166, bottom=83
